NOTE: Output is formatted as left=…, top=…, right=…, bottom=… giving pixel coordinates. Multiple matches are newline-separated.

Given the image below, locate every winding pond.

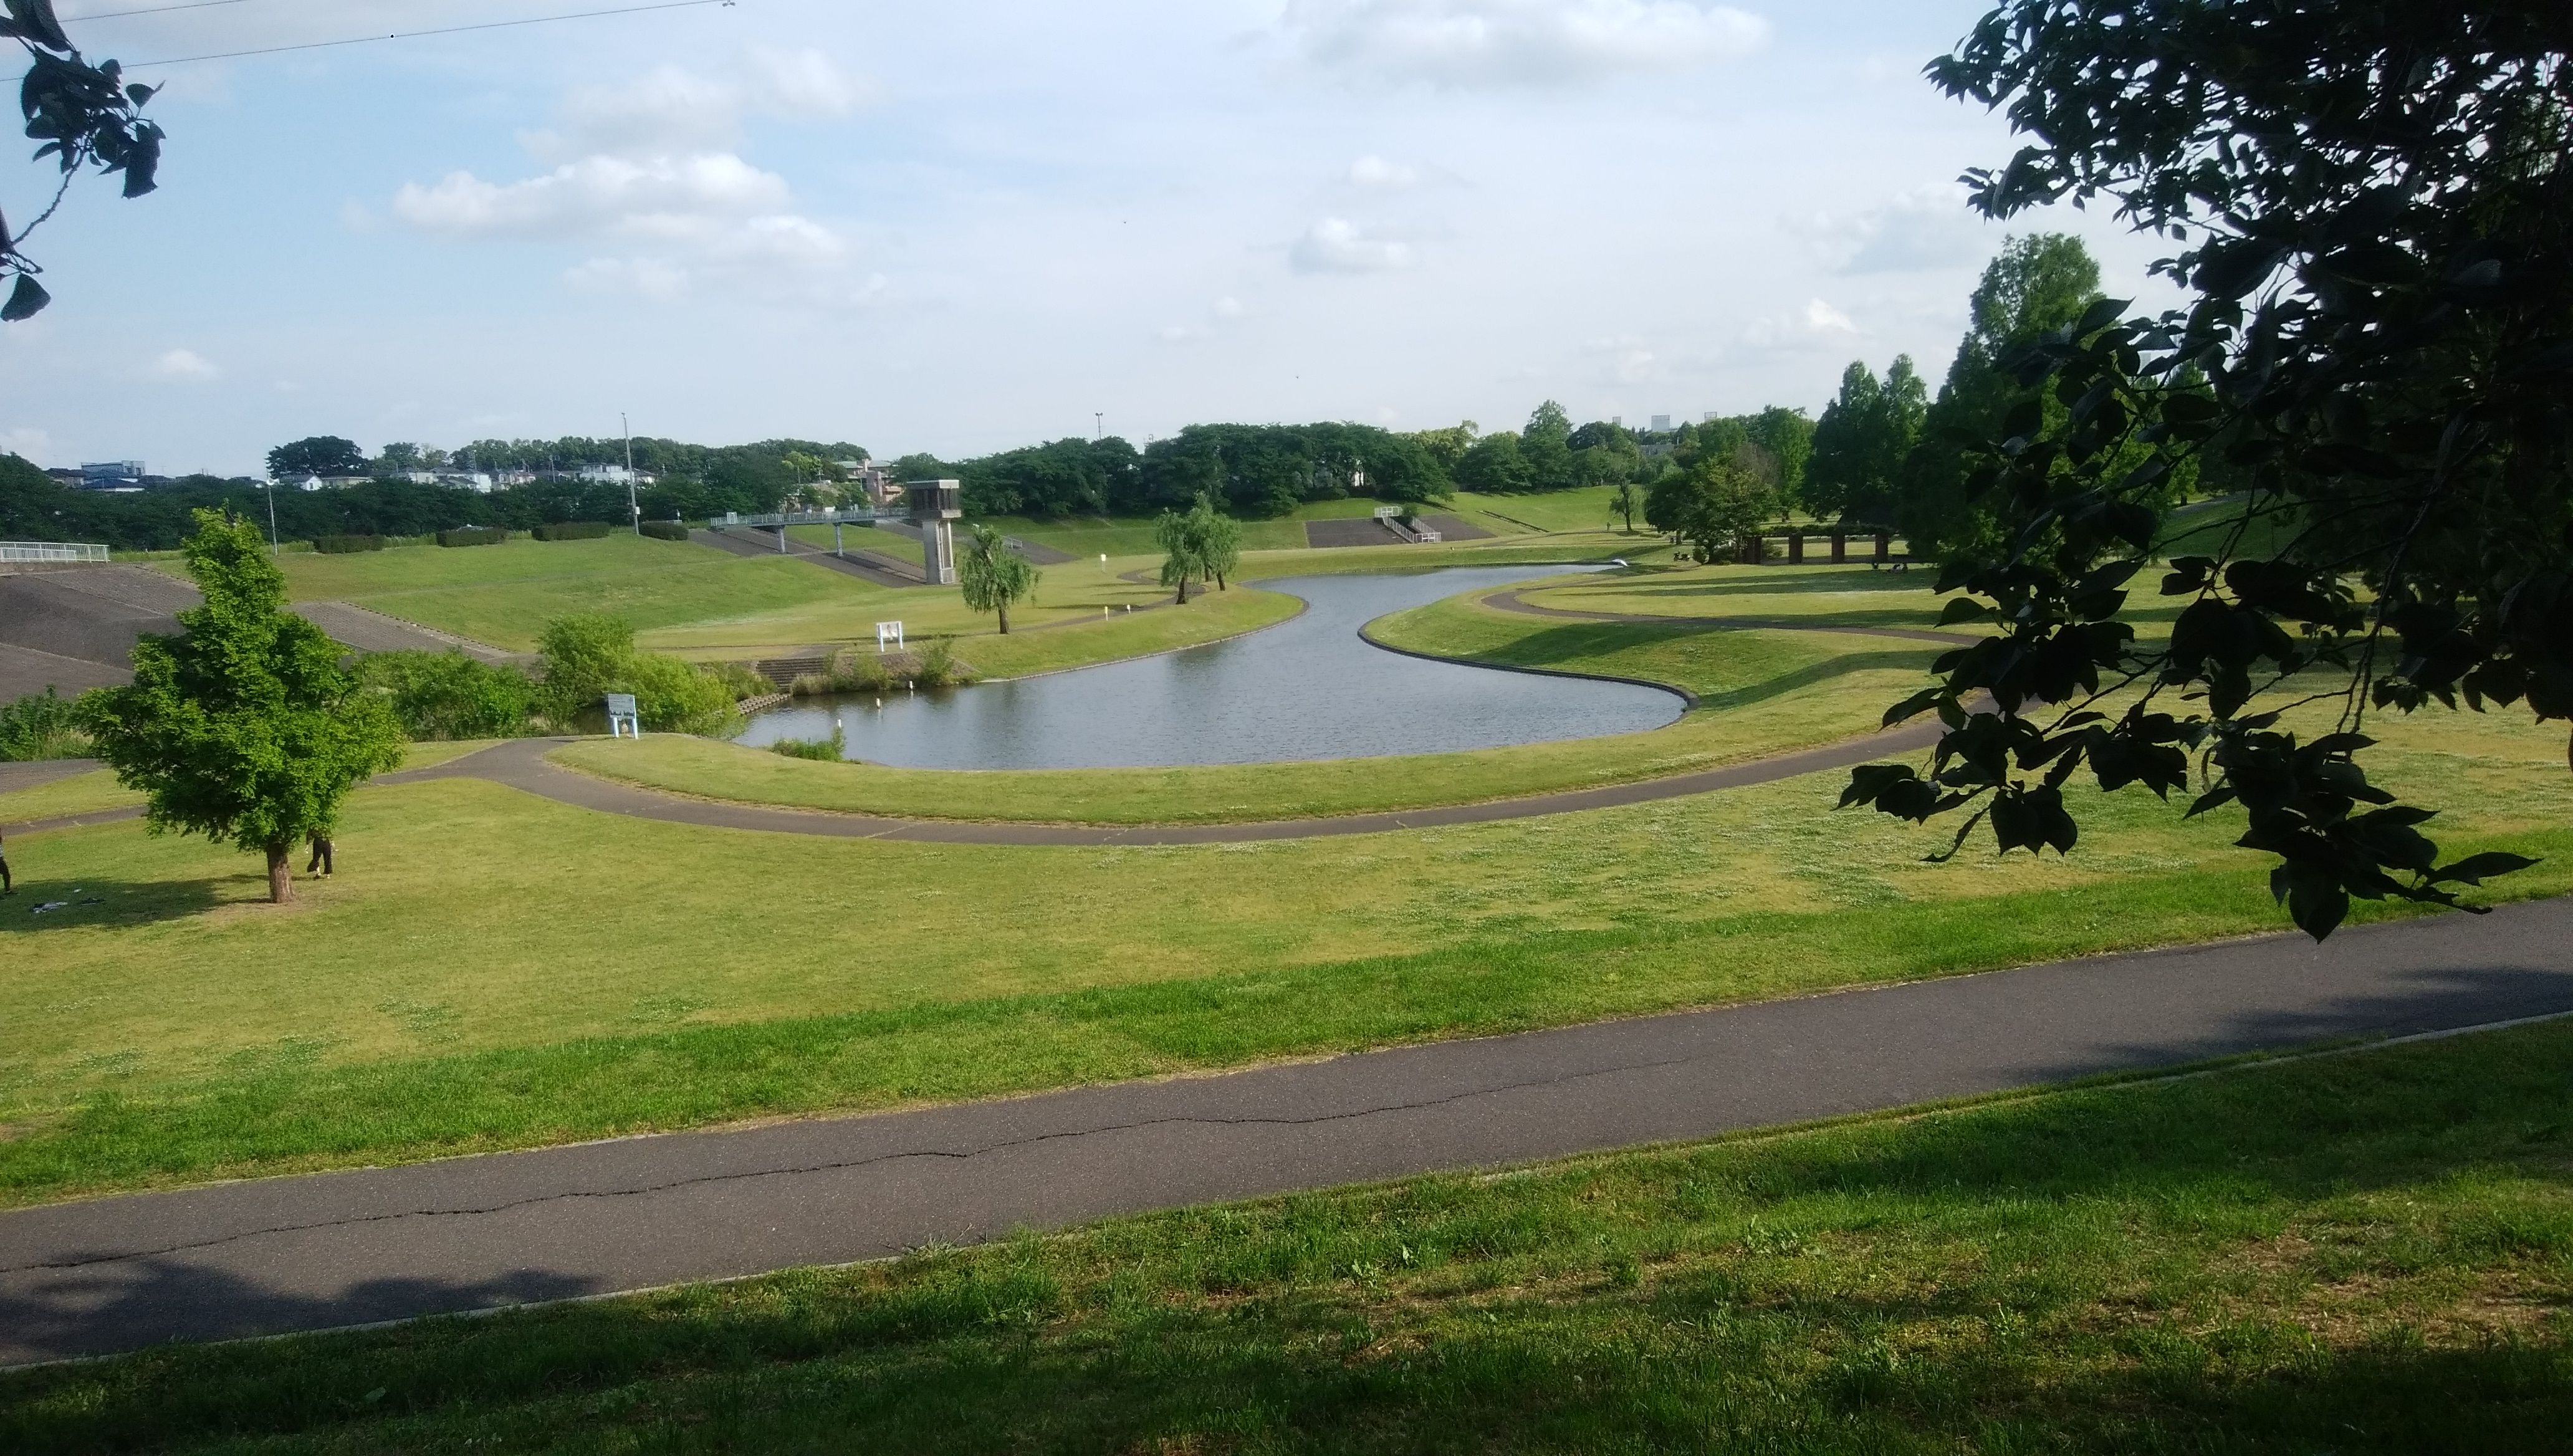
left=732, top=565, right=1685, bottom=770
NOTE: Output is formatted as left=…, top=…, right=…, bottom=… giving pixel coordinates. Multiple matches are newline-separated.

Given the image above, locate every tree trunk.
left=265, top=841, right=294, bottom=904
left=1175, top=578, right=1191, bottom=605
left=997, top=600, right=1010, bottom=635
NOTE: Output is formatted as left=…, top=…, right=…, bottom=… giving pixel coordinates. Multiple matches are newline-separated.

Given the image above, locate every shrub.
left=638, top=520, right=691, bottom=542
left=436, top=527, right=507, bottom=548
left=0, top=687, right=92, bottom=761
left=788, top=672, right=835, bottom=698
left=359, top=651, right=537, bottom=740
left=532, top=521, right=614, bottom=542
left=702, top=659, right=773, bottom=701
left=769, top=727, right=845, bottom=761
left=914, top=638, right=974, bottom=687
left=311, top=534, right=387, bottom=555
left=534, top=612, right=743, bottom=735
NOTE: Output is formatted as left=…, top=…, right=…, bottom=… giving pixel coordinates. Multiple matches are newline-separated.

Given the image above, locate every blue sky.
left=1, top=1, right=2183, bottom=476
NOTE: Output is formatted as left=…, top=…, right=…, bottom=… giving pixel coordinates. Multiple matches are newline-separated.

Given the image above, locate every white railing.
left=0, top=540, right=109, bottom=564
left=712, top=507, right=878, bottom=529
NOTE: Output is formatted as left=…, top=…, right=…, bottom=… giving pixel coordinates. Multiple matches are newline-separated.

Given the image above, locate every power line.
left=130, top=0, right=734, bottom=67
left=66, top=0, right=254, bottom=21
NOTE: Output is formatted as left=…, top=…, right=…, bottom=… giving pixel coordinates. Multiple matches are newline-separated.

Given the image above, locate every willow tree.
left=958, top=524, right=1040, bottom=633
left=83, top=510, right=405, bottom=903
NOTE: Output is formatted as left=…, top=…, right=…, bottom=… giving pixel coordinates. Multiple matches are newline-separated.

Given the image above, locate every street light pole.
left=622, top=411, right=638, bottom=534
left=263, top=477, right=279, bottom=554
left=1094, top=411, right=1103, bottom=440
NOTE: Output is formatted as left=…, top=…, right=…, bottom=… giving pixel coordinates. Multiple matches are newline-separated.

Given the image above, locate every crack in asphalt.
left=3, top=1046, right=1715, bottom=1277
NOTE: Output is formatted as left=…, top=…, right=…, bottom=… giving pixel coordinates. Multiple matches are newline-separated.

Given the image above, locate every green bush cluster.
left=638, top=520, right=691, bottom=542
left=532, top=521, right=614, bottom=542
left=357, top=651, right=539, bottom=741
left=789, top=643, right=977, bottom=697
left=534, top=614, right=744, bottom=736
left=310, top=534, right=388, bottom=555
left=768, top=726, right=846, bottom=760
left=355, top=619, right=770, bottom=742
left=0, top=687, right=90, bottom=761
left=435, top=527, right=507, bottom=548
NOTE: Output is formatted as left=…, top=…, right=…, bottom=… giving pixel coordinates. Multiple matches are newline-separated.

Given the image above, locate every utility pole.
left=263, top=477, right=279, bottom=554
left=622, top=411, right=638, bottom=534
left=1093, top=411, right=1103, bottom=439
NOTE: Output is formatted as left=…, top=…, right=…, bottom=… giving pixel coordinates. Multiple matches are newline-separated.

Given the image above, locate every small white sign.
left=876, top=620, right=906, bottom=652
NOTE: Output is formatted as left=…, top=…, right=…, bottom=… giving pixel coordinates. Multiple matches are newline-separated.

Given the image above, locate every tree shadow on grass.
left=0, top=875, right=232, bottom=934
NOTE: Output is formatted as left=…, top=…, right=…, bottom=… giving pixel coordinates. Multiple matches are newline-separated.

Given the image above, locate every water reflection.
left=734, top=566, right=1684, bottom=770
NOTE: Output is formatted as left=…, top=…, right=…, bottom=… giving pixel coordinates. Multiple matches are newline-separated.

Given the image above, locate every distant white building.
left=437, top=472, right=496, bottom=494
left=577, top=464, right=655, bottom=486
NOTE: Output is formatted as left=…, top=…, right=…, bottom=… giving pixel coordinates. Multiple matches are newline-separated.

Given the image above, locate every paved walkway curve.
left=1482, top=585, right=1985, bottom=648
left=5, top=895, right=2569, bottom=1365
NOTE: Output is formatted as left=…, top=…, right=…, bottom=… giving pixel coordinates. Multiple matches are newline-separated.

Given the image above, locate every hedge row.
left=639, top=520, right=691, bottom=542
left=532, top=520, right=615, bottom=542
left=436, top=527, right=508, bottom=548
left=311, top=534, right=388, bottom=554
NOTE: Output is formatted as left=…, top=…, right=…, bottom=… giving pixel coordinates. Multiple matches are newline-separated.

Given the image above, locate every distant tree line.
left=892, top=405, right=1817, bottom=523
left=0, top=438, right=863, bottom=552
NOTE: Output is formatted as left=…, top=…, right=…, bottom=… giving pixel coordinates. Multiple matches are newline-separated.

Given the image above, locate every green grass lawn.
left=9, top=1020, right=2568, bottom=1453
left=0, top=740, right=494, bottom=826
left=1451, top=484, right=1630, bottom=534
left=3, top=692, right=2566, bottom=1207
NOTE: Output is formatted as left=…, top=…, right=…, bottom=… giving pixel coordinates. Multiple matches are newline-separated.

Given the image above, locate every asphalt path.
left=1481, top=586, right=1983, bottom=647
left=5, top=896, right=2571, bottom=1365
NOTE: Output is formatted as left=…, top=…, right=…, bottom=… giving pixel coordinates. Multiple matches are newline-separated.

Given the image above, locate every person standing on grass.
left=305, top=833, right=333, bottom=878
left=1, top=829, right=11, bottom=895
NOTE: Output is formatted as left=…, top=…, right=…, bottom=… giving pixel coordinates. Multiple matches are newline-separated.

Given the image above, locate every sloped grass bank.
left=9, top=1021, right=2569, bottom=1452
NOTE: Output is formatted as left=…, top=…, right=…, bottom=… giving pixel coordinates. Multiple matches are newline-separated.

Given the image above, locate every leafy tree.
left=1842, top=0, right=2571, bottom=939
left=533, top=614, right=737, bottom=733
left=376, top=443, right=424, bottom=475
left=1746, top=406, right=1816, bottom=509
left=266, top=437, right=368, bottom=480
left=1670, top=461, right=1779, bottom=564
left=1521, top=400, right=1576, bottom=491
left=358, top=651, right=536, bottom=740
left=1453, top=431, right=1533, bottom=494
left=1191, top=496, right=1243, bottom=589
left=1899, top=236, right=2154, bottom=557
left=0, top=1, right=164, bottom=320
left=1410, top=423, right=1478, bottom=472
left=1609, top=479, right=1639, bottom=534
left=958, top=524, right=1041, bottom=633
left=1154, top=506, right=1203, bottom=604
left=1805, top=358, right=1927, bottom=523
left=81, top=510, right=406, bottom=903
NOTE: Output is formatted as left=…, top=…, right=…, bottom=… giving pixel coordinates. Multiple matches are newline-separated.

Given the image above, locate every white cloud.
left=0, top=426, right=50, bottom=461
left=1348, top=154, right=1420, bottom=189
left=1799, top=185, right=1988, bottom=275
left=1214, top=295, right=1246, bottom=318
left=747, top=46, right=874, bottom=118
left=1291, top=216, right=1414, bottom=273
left=151, top=347, right=218, bottom=380
left=393, top=52, right=879, bottom=309
left=395, top=155, right=793, bottom=239
left=1282, top=0, right=1770, bottom=88
left=1740, top=297, right=1862, bottom=351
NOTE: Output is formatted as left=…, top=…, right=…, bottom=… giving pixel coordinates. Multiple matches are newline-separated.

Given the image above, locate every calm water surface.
left=734, top=566, right=1684, bottom=770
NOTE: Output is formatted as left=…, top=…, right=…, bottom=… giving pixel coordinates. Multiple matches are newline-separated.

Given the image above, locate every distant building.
left=1650, top=414, right=1670, bottom=433
left=438, top=472, right=496, bottom=494
left=840, top=456, right=899, bottom=506
left=78, top=461, right=145, bottom=488
left=577, top=464, right=655, bottom=486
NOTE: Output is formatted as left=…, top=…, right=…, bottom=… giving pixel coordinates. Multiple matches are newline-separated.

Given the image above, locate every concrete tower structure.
left=908, top=478, right=962, bottom=585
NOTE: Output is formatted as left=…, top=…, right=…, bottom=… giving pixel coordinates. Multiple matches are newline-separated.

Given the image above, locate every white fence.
left=0, top=540, right=109, bottom=564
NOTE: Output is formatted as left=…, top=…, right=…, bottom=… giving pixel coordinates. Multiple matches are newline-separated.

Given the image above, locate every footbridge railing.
left=0, top=540, right=110, bottom=564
